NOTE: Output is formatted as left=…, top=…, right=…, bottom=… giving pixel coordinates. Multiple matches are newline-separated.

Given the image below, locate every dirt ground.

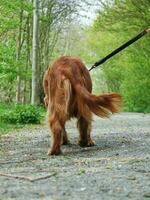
left=0, top=113, right=150, bottom=200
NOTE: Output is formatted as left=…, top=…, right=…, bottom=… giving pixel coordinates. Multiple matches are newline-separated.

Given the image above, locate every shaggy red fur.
left=43, top=56, right=121, bottom=155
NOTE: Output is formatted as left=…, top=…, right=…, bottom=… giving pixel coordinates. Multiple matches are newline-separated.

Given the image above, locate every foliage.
left=0, top=0, right=149, bottom=113
left=0, top=104, right=44, bottom=124
left=0, top=0, right=80, bottom=103
left=86, top=0, right=150, bottom=113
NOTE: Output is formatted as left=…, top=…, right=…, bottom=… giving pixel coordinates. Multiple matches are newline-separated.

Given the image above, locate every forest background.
left=0, top=0, right=150, bottom=132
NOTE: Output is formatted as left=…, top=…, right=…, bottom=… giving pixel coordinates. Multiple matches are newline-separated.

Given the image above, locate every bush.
left=1, top=104, right=42, bottom=124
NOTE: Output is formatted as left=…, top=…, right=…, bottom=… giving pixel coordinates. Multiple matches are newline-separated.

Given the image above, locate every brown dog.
left=43, top=56, right=121, bottom=155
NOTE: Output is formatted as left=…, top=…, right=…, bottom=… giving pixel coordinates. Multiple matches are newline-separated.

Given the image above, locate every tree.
left=91, top=0, right=150, bottom=112
left=31, top=0, right=40, bottom=105
left=16, top=0, right=24, bottom=103
left=0, top=0, right=96, bottom=105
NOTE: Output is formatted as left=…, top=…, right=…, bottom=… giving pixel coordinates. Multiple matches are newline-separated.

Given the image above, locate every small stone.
left=117, top=164, right=122, bottom=170
left=76, top=187, right=86, bottom=192
left=80, top=187, right=86, bottom=191
left=127, top=176, right=136, bottom=180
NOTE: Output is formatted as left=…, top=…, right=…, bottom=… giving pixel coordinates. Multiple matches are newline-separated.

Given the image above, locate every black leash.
left=89, top=27, right=150, bottom=71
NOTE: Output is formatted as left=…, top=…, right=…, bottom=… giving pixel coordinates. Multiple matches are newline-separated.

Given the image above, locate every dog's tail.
left=61, top=69, right=121, bottom=118
left=76, top=85, right=121, bottom=117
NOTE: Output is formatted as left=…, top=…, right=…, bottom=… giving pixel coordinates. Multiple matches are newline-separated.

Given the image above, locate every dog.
left=43, top=56, right=121, bottom=155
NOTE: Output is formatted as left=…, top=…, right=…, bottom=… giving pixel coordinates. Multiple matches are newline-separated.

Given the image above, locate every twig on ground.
left=0, top=172, right=57, bottom=182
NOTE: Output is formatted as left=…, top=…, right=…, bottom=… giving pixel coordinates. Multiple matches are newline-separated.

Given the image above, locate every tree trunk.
left=16, top=4, right=23, bottom=103
left=31, top=0, right=40, bottom=105
left=23, top=15, right=31, bottom=104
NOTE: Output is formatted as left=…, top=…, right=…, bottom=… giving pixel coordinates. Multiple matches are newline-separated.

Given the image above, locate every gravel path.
left=0, top=113, right=150, bottom=200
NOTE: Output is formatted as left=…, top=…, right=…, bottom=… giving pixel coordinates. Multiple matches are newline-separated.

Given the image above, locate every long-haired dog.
left=43, top=56, right=121, bottom=155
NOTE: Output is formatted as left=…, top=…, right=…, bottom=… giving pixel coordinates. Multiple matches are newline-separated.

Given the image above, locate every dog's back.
left=43, top=56, right=92, bottom=120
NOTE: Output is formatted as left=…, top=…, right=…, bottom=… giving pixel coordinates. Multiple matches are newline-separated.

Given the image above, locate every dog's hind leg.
left=48, top=114, right=63, bottom=155
left=77, top=114, right=95, bottom=147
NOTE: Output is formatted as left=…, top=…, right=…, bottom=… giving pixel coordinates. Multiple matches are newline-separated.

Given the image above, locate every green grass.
left=0, top=103, right=45, bottom=136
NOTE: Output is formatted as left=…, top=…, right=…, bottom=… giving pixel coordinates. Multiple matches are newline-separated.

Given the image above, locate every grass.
left=0, top=103, right=45, bottom=136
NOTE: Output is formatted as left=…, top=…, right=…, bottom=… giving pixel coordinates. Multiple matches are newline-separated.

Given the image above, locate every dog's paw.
left=87, top=139, right=95, bottom=147
left=47, top=148, right=62, bottom=156
left=78, top=139, right=95, bottom=147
